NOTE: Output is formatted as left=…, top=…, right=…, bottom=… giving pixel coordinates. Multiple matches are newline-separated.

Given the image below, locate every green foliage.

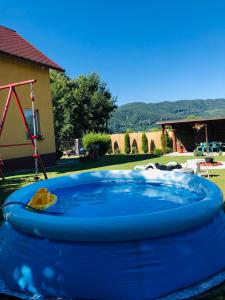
left=154, top=148, right=163, bottom=156
left=108, top=99, right=225, bottom=133
left=161, top=130, right=173, bottom=152
left=56, top=149, right=63, bottom=159
left=50, top=71, right=117, bottom=147
left=131, top=139, right=138, bottom=154
left=124, top=132, right=131, bottom=154
left=150, top=139, right=156, bottom=153
left=113, top=141, right=120, bottom=154
left=141, top=133, right=148, bottom=153
left=114, top=148, right=121, bottom=155
left=107, top=140, right=113, bottom=154
left=193, top=150, right=203, bottom=156
left=219, top=151, right=223, bottom=156
left=164, top=147, right=172, bottom=154
left=82, top=132, right=111, bottom=156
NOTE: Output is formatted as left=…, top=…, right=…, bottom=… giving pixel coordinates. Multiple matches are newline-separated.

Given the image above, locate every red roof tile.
left=0, top=26, right=64, bottom=71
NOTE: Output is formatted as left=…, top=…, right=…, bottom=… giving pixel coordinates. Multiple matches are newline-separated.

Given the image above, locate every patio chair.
left=220, top=143, right=225, bottom=152
left=185, top=159, right=209, bottom=178
left=195, top=143, right=202, bottom=151
left=200, top=142, right=206, bottom=153
left=209, top=142, right=219, bottom=153
left=196, top=162, right=209, bottom=178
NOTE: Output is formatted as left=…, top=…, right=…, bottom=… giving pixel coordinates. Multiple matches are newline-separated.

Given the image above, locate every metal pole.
left=0, top=79, right=36, bottom=91
left=0, top=80, right=48, bottom=180
left=13, top=88, right=48, bottom=180
left=0, top=87, right=13, bottom=137
left=30, top=83, right=38, bottom=180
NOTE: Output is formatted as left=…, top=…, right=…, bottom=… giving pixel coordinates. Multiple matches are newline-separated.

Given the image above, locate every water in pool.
left=44, top=180, right=203, bottom=218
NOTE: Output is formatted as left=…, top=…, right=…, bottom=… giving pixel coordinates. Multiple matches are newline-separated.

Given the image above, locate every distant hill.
left=108, top=99, right=225, bottom=133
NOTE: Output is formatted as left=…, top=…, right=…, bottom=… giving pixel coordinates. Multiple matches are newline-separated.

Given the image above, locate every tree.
left=50, top=71, right=71, bottom=148
left=141, top=133, right=148, bottom=153
left=150, top=139, right=156, bottom=153
left=124, top=132, right=131, bottom=154
left=132, top=139, right=138, bottom=154
left=161, top=130, right=173, bottom=153
left=50, top=71, right=117, bottom=147
left=113, top=141, right=120, bottom=154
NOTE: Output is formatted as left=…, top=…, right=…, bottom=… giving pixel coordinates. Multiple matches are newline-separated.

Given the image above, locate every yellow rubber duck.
left=28, top=188, right=57, bottom=210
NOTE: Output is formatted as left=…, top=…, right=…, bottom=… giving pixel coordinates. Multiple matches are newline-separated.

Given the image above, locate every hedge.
left=82, top=132, right=111, bottom=156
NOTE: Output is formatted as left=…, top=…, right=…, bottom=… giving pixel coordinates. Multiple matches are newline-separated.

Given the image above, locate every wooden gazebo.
left=157, top=116, right=225, bottom=154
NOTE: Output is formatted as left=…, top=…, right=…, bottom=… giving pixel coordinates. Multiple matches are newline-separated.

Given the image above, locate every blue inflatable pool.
left=1, top=170, right=225, bottom=299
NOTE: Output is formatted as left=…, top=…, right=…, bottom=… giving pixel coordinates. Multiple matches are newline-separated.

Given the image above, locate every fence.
left=60, top=132, right=163, bottom=155
left=60, top=139, right=82, bottom=155
left=111, top=131, right=162, bottom=153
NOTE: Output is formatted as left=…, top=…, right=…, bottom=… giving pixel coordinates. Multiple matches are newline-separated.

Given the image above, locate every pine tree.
left=124, top=132, right=131, bottom=154
left=141, top=133, right=148, bottom=153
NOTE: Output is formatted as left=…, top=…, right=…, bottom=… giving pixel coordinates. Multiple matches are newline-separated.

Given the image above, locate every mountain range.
left=108, top=99, right=225, bottom=133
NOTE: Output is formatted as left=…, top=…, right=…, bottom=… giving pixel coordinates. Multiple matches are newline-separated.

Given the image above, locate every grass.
left=1, top=153, right=225, bottom=299
left=2, top=154, right=225, bottom=205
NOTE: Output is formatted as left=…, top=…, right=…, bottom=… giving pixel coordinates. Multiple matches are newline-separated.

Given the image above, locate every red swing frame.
left=0, top=79, right=48, bottom=180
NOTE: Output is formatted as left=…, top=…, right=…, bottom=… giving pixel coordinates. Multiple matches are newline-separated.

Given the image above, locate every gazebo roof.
left=157, top=116, right=225, bottom=126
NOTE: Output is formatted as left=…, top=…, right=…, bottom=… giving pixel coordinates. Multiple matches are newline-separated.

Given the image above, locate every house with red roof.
left=0, top=25, right=64, bottom=171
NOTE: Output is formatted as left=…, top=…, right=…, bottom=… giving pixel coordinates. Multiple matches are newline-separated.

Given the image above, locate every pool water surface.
left=45, top=180, right=203, bottom=218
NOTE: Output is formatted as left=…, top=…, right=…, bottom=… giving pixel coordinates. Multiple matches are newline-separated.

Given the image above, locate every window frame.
left=23, top=108, right=41, bottom=139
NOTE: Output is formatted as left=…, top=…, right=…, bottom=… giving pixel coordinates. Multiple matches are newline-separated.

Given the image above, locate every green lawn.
left=1, top=154, right=225, bottom=205
left=1, top=154, right=225, bottom=299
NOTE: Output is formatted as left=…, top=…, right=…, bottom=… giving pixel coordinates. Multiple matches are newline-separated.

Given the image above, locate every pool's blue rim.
left=3, top=170, right=224, bottom=242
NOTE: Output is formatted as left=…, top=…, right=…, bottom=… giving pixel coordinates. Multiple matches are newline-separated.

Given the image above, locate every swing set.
left=0, top=79, right=48, bottom=180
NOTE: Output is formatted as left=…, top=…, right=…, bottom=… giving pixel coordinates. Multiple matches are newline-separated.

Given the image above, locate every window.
left=24, top=109, right=41, bottom=139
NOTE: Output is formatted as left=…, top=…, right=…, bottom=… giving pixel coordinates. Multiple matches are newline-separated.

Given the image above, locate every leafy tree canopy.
left=50, top=71, right=117, bottom=146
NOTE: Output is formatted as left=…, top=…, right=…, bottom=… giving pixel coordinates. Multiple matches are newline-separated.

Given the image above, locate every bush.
left=154, top=148, right=163, bottom=156
left=82, top=132, right=111, bottom=156
left=150, top=139, right=156, bottom=153
left=161, top=130, right=173, bottom=153
left=131, top=139, right=138, bottom=154
left=107, top=140, right=113, bottom=154
left=219, top=151, right=223, bottom=156
left=124, top=132, right=131, bottom=154
left=114, top=148, right=121, bottom=155
left=56, top=149, right=63, bottom=159
left=164, top=147, right=172, bottom=154
left=113, top=141, right=120, bottom=154
left=193, top=149, right=203, bottom=156
left=141, top=133, right=148, bottom=153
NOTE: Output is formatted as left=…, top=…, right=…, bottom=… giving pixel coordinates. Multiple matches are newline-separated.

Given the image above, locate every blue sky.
left=1, top=0, right=225, bottom=105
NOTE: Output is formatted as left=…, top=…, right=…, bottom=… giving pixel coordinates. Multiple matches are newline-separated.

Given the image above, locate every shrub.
left=131, top=139, right=138, bottom=154
left=114, top=148, right=121, bottom=155
left=56, top=149, right=63, bottom=159
left=150, top=139, right=156, bottom=153
left=141, top=133, right=148, bottom=153
left=219, top=151, right=223, bottom=156
left=161, top=130, right=173, bottom=153
left=164, top=147, right=172, bottom=154
left=124, top=132, right=131, bottom=154
left=113, top=141, right=120, bottom=154
left=154, top=148, right=163, bottom=156
left=82, top=132, right=111, bottom=156
left=193, top=149, right=203, bottom=156
left=107, top=140, right=113, bottom=154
